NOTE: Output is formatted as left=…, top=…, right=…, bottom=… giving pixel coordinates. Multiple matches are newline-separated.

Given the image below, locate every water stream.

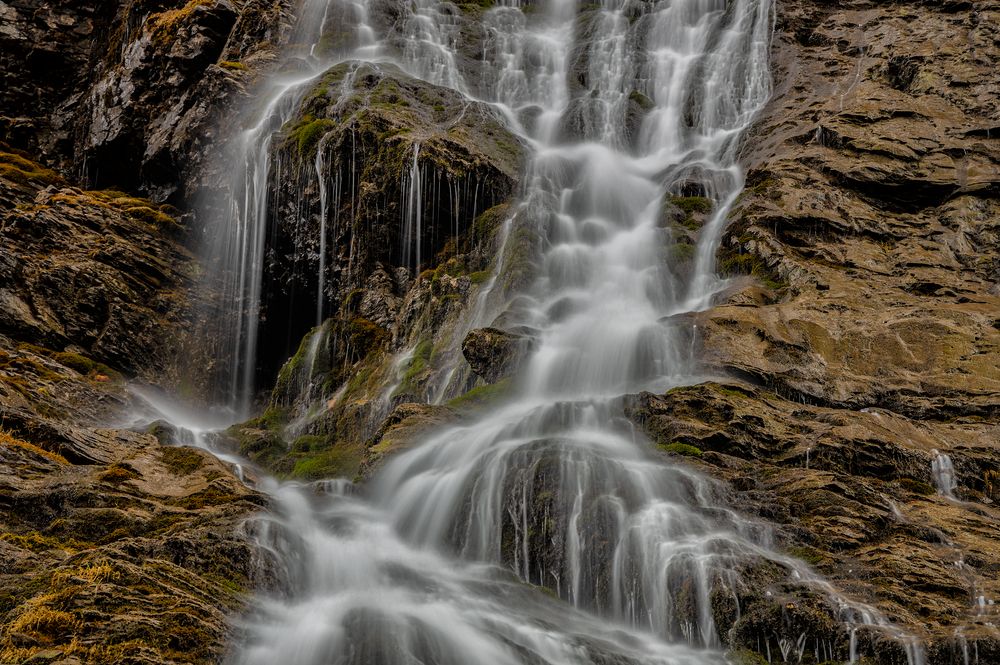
left=185, top=0, right=930, bottom=662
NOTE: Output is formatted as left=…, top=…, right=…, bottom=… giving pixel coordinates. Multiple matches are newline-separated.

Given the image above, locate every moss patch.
left=158, top=447, right=205, bottom=475
left=447, top=379, right=512, bottom=411
left=659, top=442, right=703, bottom=457
left=0, top=150, right=64, bottom=186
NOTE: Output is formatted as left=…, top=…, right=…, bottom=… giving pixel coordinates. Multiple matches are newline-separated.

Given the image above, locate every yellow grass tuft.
left=0, top=430, right=69, bottom=465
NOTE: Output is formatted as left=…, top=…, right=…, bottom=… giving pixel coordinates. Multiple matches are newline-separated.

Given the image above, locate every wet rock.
left=0, top=150, right=201, bottom=385
left=253, top=60, right=523, bottom=385
left=359, top=402, right=454, bottom=479
left=626, top=381, right=1000, bottom=656
left=461, top=327, right=530, bottom=383
left=0, top=411, right=266, bottom=663
left=1, top=0, right=295, bottom=203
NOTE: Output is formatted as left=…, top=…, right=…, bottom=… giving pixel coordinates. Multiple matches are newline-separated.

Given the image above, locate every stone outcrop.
left=0, top=148, right=263, bottom=662
left=254, top=61, right=522, bottom=382
left=0, top=418, right=265, bottom=664
left=461, top=326, right=529, bottom=383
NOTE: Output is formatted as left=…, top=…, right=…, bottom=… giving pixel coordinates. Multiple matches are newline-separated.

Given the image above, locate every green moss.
left=668, top=242, right=696, bottom=264
left=218, top=60, right=247, bottom=71
left=291, top=434, right=325, bottom=453
left=713, top=384, right=752, bottom=399
left=447, top=379, right=512, bottom=410
left=670, top=196, right=712, bottom=216
left=392, top=340, right=433, bottom=398
left=158, top=447, right=205, bottom=475
left=274, top=329, right=318, bottom=394
left=260, top=405, right=288, bottom=431
left=718, top=249, right=786, bottom=290
left=898, top=477, right=935, bottom=496
left=290, top=444, right=360, bottom=480
left=469, top=270, right=491, bottom=284
left=472, top=203, right=511, bottom=244
left=659, top=442, right=703, bottom=457
left=346, top=317, right=388, bottom=361
left=787, top=545, right=826, bottom=565
left=286, top=117, right=337, bottom=158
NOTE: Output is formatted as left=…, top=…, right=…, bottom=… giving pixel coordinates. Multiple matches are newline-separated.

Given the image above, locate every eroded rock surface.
left=627, top=1, right=1000, bottom=658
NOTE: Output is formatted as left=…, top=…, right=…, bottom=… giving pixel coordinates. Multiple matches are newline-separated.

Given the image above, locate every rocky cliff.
left=626, top=0, right=1000, bottom=659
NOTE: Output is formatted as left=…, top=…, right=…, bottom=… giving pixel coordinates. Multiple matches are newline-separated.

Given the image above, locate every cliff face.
left=628, top=0, right=1000, bottom=658
left=1, top=0, right=292, bottom=202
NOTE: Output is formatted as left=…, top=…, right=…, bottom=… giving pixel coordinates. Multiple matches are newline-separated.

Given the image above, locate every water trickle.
left=401, top=142, right=423, bottom=272
left=932, top=448, right=958, bottom=498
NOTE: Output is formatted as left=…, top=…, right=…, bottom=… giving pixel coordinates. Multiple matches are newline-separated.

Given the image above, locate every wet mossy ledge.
left=248, top=61, right=524, bottom=390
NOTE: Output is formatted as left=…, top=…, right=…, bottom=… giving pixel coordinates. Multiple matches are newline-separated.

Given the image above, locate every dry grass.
left=150, top=0, right=214, bottom=44
left=52, top=561, right=121, bottom=586
left=0, top=430, right=69, bottom=465
left=0, top=150, right=64, bottom=186
left=8, top=600, right=81, bottom=637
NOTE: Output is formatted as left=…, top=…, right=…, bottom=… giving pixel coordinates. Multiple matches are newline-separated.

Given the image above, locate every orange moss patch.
left=149, top=0, right=214, bottom=44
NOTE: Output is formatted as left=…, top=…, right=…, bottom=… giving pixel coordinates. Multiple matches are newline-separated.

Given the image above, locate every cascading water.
left=187, top=0, right=931, bottom=663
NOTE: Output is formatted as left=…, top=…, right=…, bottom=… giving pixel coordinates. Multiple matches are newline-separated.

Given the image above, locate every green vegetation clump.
left=718, top=249, right=786, bottom=290
left=447, top=379, right=512, bottom=411
left=668, top=242, right=696, bottom=263
left=659, top=442, right=703, bottom=457
left=218, top=60, right=246, bottom=71
left=290, top=444, right=360, bottom=480
left=158, top=447, right=205, bottom=475
left=787, top=545, right=826, bottom=566
left=393, top=340, right=433, bottom=398
left=898, top=477, right=936, bottom=496
left=291, top=434, right=325, bottom=452
left=285, top=116, right=337, bottom=157
left=670, top=196, right=712, bottom=216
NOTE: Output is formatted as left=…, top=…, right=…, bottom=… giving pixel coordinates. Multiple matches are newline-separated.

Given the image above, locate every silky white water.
left=189, top=0, right=930, bottom=663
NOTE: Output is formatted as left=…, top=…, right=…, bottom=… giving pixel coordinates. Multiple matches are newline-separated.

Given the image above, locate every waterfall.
left=180, top=0, right=931, bottom=662
left=200, top=0, right=379, bottom=415
left=931, top=449, right=958, bottom=498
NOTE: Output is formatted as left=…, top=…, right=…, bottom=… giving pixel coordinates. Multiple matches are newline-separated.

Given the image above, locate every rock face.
left=1, top=0, right=293, bottom=202
left=0, top=150, right=262, bottom=662
left=0, top=147, right=203, bottom=383
left=624, top=0, right=1000, bottom=658
left=0, top=420, right=265, bottom=663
